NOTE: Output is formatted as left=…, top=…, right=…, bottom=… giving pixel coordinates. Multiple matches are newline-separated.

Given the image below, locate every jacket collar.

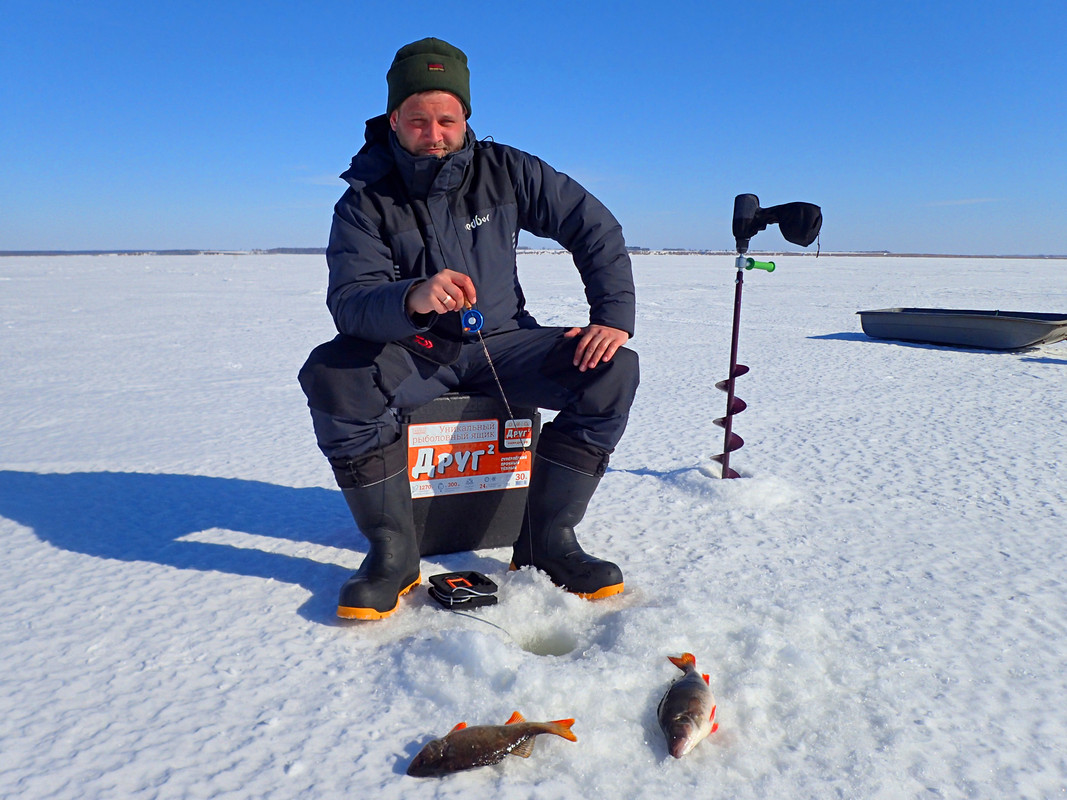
left=341, top=114, right=475, bottom=198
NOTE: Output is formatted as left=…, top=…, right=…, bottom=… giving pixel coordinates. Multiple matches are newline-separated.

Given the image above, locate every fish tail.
left=668, top=652, right=697, bottom=671
left=547, top=718, right=578, bottom=742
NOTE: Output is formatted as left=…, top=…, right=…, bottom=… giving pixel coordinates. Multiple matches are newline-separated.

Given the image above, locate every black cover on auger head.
left=732, top=194, right=822, bottom=253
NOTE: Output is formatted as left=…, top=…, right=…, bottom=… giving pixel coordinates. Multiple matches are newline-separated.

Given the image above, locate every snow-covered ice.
left=1, top=252, right=1065, bottom=799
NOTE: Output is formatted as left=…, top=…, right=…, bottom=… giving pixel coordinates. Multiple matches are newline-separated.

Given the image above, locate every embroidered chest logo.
left=465, top=213, right=490, bottom=231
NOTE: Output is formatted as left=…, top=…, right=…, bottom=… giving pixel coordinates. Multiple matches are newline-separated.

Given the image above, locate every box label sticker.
left=504, top=418, right=533, bottom=449
left=408, top=418, right=531, bottom=498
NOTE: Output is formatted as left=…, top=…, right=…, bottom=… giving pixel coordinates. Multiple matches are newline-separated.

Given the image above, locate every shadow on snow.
left=0, top=469, right=356, bottom=624
left=809, top=331, right=1063, bottom=356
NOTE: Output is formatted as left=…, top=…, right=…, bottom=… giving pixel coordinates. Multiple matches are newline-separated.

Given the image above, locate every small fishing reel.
left=462, top=308, right=484, bottom=333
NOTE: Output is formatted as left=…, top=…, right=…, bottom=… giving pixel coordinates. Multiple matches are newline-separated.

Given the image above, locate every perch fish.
left=657, top=652, right=718, bottom=758
left=407, top=711, right=577, bottom=777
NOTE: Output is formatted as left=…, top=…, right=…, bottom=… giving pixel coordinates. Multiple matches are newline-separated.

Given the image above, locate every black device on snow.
left=428, top=571, right=499, bottom=608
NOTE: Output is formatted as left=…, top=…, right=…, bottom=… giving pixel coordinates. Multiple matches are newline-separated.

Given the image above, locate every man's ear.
left=389, top=110, right=399, bottom=131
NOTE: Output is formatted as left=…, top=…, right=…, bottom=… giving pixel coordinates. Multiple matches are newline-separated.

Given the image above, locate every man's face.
left=389, top=91, right=467, bottom=158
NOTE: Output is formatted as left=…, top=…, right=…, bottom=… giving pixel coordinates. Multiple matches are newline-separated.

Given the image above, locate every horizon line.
left=2, top=248, right=1066, bottom=260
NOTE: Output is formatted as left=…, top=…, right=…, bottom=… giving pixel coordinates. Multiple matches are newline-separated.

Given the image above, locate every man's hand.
left=406, top=269, right=477, bottom=316
left=564, top=324, right=630, bottom=372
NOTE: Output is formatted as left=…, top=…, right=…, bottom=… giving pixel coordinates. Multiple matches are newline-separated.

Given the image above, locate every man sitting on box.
left=298, top=37, right=639, bottom=620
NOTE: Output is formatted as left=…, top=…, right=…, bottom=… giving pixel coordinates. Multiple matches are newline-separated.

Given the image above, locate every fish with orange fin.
left=406, top=711, right=577, bottom=777
left=658, top=652, right=718, bottom=758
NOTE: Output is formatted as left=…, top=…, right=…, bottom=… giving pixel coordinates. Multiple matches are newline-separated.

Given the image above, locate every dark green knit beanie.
left=387, top=37, right=471, bottom=118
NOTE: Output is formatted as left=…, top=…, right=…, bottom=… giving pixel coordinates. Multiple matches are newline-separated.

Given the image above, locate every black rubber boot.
left=510, top=455, right=624, bottom=599
left=335, top=469, right=421, bottom=620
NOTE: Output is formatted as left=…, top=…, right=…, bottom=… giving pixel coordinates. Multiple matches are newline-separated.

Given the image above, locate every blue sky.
left=3, top=1, right=1064, bottom=254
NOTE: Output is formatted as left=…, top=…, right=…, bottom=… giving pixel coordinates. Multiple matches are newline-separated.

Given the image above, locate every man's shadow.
left=0, top=470, right=357, bottom=623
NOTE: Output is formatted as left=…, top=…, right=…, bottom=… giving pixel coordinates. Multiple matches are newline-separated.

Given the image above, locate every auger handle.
left=744, top=258, right=776, bottom=272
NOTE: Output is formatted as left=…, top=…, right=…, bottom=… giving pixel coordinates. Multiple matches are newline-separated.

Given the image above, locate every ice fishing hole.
left=516, top=627, right=579, bottom=657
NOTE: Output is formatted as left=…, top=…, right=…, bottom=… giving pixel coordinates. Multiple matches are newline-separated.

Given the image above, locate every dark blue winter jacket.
left=325, top=115, right=636, bottom=350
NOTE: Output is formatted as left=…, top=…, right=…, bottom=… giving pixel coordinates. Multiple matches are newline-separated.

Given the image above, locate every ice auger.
left=714, top=194, right=822, bottom=478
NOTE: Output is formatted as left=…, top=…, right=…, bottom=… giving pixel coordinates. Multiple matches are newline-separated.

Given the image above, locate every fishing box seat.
left=402, top=392, right=541, bottom=556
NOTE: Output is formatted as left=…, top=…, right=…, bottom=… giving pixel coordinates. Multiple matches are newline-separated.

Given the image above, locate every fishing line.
left=461, top=304, right=515, bottom=421
left=434, top=214, right=535, bottom=564
left=434, top=205, right=524, bottom=436
left=447, top=608, right=518, bottom=642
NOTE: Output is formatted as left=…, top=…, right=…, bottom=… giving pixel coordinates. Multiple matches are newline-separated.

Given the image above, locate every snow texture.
left=2, top=253, right=1065, bottom=799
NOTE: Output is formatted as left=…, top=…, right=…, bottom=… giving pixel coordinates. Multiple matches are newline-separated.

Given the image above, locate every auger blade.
left=717, top=432, right=744, bottom=453
left=713, top=398, right=748, bottom=426
left=710, top=453, right=741, bottom=479
left=714, top=364, right=750, bottom=392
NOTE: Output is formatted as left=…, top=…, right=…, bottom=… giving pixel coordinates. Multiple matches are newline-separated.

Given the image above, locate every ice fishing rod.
left=713, top=194, right=822, bottom=478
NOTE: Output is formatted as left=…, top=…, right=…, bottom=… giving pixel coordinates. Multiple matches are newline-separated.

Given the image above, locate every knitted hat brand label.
left=387, top=38, right=470, bottom=114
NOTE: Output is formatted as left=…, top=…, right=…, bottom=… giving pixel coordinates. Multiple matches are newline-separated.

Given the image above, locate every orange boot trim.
left=508, top=563, right=623, bottom=601
left=575, top=582, right=624, bottom=600
left=336, top=574, right=421, bottom=621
